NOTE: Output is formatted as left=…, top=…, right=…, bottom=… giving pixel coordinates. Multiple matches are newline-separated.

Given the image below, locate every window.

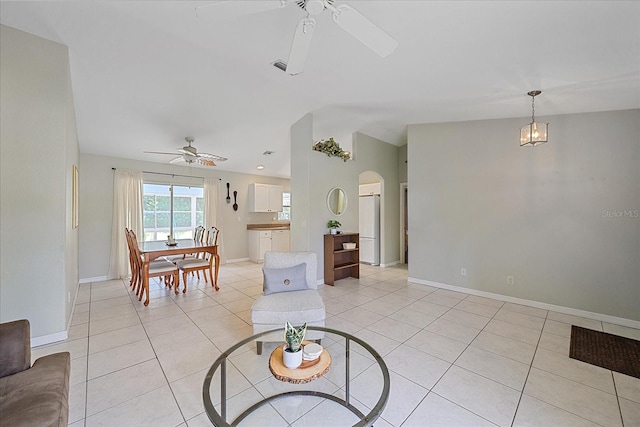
left=143, top=184, right=204, bottom=241
left=278, top=192, right=291, bottom=221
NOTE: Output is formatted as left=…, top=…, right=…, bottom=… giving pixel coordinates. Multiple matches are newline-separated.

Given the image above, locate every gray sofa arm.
left=0, top=319, right=31, bottom=377
left=0, top=351, right=71, bottom=427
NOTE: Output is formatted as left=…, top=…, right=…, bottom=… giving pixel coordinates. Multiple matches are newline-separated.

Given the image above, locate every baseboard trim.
left=67, top=282, right=80, bottom=332
left=79, top=275, right=107, bottom=284
left=226, top=258, right=250, bottom=263
left=409, top=277, right=640, bottom=329
left=380, top=260, right=401, bottom=268
left=31, top=331, right=68, bottom=348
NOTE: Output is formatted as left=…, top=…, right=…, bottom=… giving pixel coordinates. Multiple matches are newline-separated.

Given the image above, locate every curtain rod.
left=111, top=168, right=221, bottom=181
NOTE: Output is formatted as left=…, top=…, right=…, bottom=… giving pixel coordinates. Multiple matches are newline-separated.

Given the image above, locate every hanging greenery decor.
left=312, top=137, right=351, bottom=162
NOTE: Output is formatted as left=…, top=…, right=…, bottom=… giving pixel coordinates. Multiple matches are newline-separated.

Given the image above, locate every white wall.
left=0, top=25, right=79, bottom=340
left=408, top=109, right=640, bottom=321
left=291, top=114, right=401, bottom=281
left=79, top=153, right=290, bottom=279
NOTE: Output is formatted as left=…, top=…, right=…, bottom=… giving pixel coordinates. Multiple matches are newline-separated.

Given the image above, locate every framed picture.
left=72, top=165, right=79, bottom=229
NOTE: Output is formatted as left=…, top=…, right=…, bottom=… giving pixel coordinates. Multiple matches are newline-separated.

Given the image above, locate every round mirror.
left=327, top=187, right=348, bottom=216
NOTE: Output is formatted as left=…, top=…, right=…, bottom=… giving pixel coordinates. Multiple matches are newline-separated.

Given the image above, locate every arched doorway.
left=358, top=171, right=383, bottom=266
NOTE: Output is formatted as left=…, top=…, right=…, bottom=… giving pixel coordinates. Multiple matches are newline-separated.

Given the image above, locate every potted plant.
left=327, top=220, right=342, bottom=235
left=283, top=321, right=307, bottom=369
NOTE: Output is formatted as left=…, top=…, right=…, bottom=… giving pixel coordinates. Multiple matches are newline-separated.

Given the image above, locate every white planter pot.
left=330, top=228, right=338, bottom=235
left=282, top=345, right=303, bottom=369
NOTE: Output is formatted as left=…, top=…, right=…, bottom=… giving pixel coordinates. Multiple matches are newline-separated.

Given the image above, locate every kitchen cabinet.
left=271, top=230, right=290, bottom=252
left=249, top=229, right=290, bottom=262
left=248, top=183, right=283, bottom=212
left=359, top=182, right=381, bottom=196
left=324, top=233, right=359, bottom=286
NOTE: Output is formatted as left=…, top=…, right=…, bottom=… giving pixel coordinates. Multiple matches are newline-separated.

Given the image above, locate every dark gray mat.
left=569, top=325, right=640, bottom=379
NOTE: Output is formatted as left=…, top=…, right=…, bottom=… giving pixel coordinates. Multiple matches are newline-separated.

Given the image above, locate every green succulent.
left=327, top=220, right=342, bottom=229
left=312, top=137, right=351, bottom=162
left=284, top=321, right=307, bottom=353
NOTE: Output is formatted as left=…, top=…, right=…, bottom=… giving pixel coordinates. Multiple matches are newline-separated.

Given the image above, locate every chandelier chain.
left=531, top=95, right=536, bottom=122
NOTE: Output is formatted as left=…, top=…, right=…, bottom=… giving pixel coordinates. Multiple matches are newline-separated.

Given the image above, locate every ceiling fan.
left=145, top=137, right=228, bottom=167
left=196, top=0, right=398, bottom=75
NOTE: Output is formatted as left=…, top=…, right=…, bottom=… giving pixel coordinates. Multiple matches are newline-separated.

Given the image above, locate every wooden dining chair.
left=164, top=226, right=205, bottom=264
left=125, top=228, right=148, bottom=293
left=175, top=226, right=219, bottom=293
left=127, top=229, right=180, bottom=300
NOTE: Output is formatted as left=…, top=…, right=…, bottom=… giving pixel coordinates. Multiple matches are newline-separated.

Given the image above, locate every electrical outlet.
left=461, top=268, right=467, bottom=276
left=507, top=275, right=514, bottom=285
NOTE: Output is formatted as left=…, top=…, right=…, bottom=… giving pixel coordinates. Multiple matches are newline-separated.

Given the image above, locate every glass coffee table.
left=203, top=326, right=390, bottom=426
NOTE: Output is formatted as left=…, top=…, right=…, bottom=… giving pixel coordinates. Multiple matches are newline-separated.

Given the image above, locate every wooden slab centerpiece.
left=269, top=341, right=331, bottom=384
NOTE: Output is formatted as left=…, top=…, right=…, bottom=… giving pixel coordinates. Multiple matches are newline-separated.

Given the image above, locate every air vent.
left=272, top=60, right=287, bottom=72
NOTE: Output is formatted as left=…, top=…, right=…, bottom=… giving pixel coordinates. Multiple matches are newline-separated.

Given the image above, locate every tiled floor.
left=33, top=262, right=640, bottom=426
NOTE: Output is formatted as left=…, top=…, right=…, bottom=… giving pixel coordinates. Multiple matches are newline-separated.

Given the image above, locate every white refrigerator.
left=359, top=195, right=380, bottom=265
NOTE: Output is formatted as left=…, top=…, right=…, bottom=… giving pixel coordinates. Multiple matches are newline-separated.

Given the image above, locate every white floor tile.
left=68, top=381, right=87, bottom=424
left=433, top=365, right=521, bottom=427
left=455, top=345, right=530, bottom=391
left=385, top=345, right=450, bottom=389
left=454, top=299, right=501, bottom=318
left=156, top=339, right=220, bottom=382
left=440, top=308, right=492, bottom=329
left=403, top=392, right=496, bottom=427
left=407, top=329, right=468, bottom=363
left=88, top=324, right=147, bottom=354
left=533, top=347, right=615, bottom=394
left=613, top=372, right=640, bottom=403
left=513, top=394, right=601, bottom=427
left=70, top=264, right=637, bottom=427
left=86, top=359, right=167, bottom=416
left=170, top=368, right=210, bottom=421
left=470, top=331, right=537, bottom=365
left=620, top=397, right=640, bottom=427
left=484, top=318, right=541, bottom=346
left=85, top=385, right=184, bottom=427
left=87, top=339, right=155, bottom=380
left=425, top=318, right=481, bottom=344
left=524, top=367, right=622, bottom=427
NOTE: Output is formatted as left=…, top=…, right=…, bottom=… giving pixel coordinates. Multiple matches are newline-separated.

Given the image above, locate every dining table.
left=138, top=238, right=220, bottom=306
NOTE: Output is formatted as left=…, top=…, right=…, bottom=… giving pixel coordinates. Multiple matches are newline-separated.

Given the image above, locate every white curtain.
left=204, top=178, right=224, bottom=262
left=107, top=169, right=143, bottom=279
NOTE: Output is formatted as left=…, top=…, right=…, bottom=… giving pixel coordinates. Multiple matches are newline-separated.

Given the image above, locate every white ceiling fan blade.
left=197, top=158, right=217, bottom=167
left=144, top=151, right=179, bottom=155
left=285, top=17, right=316, bottom=75
left=198, top=153, right=228, bottom=162
left=195, top=0, right=289, bottom=19
left=169, top=156, right=185, bottom=164
left=332, top=4, right=398, bottom=58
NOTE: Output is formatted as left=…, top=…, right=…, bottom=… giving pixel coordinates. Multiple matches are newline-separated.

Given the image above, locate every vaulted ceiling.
left=2, top=1, right=638, bottom=178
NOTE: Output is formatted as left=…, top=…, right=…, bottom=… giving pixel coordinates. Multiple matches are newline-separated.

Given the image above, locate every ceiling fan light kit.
left=520, top=90, right=549, bottom=147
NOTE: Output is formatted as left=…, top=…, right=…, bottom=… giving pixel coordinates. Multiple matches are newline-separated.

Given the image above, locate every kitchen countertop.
left=246, top=223, right=290, bottom=230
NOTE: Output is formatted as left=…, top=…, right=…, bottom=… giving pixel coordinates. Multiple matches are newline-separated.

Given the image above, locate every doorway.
left=400, top=182, right=408, bottom=264
left=359, top=172, right=383, bottom=266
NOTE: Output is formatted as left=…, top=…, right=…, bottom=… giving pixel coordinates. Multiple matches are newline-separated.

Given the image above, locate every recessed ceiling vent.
left=272, top=60, right=288, bottom=72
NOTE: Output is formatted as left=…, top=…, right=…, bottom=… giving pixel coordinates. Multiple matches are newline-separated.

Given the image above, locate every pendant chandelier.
left=520, top=90, right=548, bottom=147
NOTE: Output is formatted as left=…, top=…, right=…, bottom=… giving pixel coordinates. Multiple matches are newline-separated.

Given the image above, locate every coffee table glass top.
left=203, top=326, right=390, bottom=426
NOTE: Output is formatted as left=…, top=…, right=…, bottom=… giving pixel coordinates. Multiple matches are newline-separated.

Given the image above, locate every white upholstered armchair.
left=250, top=251, right=326, bottom=355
